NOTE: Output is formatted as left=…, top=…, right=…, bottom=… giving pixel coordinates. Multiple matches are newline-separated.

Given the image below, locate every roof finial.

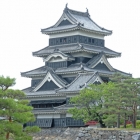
left=86, top=8, right=90, bottom=17
left=64, top=3, right=68, bottom=12
left=65, top=3, right=68, bottom=8
left=86, top=8, right=88, bottom=13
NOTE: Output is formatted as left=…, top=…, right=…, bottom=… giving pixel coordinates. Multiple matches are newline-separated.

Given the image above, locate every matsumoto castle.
left=21, top=5, right=131, bottom=128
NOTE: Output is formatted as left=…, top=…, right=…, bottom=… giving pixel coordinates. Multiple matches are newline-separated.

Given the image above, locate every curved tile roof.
left=41, top=6, right=112, bottom=35
left=21, top=66, right=52, bottom=78
left=33, top=43, right=121, bottom=58
left=57, top=72, right=102, bottom=93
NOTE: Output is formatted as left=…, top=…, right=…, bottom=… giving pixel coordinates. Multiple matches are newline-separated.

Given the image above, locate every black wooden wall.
left=49, top=35, right=104, bottom=47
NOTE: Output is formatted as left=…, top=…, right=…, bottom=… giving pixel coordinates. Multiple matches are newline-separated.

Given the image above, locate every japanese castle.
left=21, top=5, right=131, bottom=128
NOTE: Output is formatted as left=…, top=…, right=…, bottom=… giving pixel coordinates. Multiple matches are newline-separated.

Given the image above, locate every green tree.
left=68, top=84, right=106, bottom=127
left=102, top=73, right=140, bottom=128
left=123, top=78, right=140, bottom=128
left=101, top=81, right=131, bottom=128
left=0, top=76, right=40, bottom=140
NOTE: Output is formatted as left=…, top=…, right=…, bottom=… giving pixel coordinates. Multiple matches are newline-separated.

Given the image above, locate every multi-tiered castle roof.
left=21, top=5, right=131, bottom=128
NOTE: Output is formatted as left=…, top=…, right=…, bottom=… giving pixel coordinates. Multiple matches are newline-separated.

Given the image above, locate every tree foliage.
left=106, top=73, right=140, bottom=128
left=69, top=73, right=140, bottom=128
left=68, top=84, right=106, bottom=127
left=0, top=76, right=40, bottom=140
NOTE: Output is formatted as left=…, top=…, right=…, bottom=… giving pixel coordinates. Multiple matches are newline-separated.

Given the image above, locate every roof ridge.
left=86, top=72, right=99, bottom=84
left=57, top=74, right=81, bottom=91
left=66, top=7, right=88, bottom=17
left=66, top=10, right=77, bottom=24
left=78, top=72, right=96, bottom=88
left=51, top=71, right=68, bottom=85
left=86, top=53, right=102, bottom=66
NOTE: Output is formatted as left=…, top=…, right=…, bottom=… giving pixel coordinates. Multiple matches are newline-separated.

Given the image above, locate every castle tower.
left=21, top=5, right=131, bottom=128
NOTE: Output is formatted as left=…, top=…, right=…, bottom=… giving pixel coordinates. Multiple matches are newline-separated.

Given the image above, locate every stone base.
left=33, top=127, right=140, bottom=140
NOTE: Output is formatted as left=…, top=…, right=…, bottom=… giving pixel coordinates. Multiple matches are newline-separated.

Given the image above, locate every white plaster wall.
left=37, top=114, right=60, bottom=118
left=49, top=30, right=104, bottom=39
left=37, top=114, right=53, bottom=118
left=53, top=114, right=60, bottom=118
left=66, top=113, right=73, bottom=117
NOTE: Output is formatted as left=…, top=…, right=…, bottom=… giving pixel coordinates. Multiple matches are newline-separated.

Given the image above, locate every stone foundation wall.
left=33, top=127, right=140, bottom=140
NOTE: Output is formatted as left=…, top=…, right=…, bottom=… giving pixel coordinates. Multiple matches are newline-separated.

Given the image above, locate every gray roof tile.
left=86, top=53, right=103, bottom=67
left=22, top=87, right=34, bottom=92
left=42, top=24, right=77, bottom=32
left=33, top=43, right=121, bottom=58
left=41, top=7, right=112, bottom=35
left=114, top=69, right=132, bottom=77
left=55, top=63, right=93, bottom=74
left=21, top=66, right=52, bottom=77
left=57, top=72, right=101, bottom=93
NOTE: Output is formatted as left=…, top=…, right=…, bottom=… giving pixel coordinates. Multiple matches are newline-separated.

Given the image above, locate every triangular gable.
left=87, top=74, right=103, bottom=85
left=54, top=12, right=75, bottom=27
left=38, top=81, right=59, bottom=91
left=93, top=75, right=103, bottom=84
left=94, top=63, right=111, bottom=71
left=90, top=55, right=114, bottom=71
left=33, top=72, right=63, bottom=92
left=58, top=19, right=72, bottom=26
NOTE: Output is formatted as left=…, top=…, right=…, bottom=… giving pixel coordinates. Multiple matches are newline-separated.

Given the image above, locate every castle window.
left=88, top=38, right=91, bottom=43
left=63, top=38, right=66, bottom=43
left=85, top=38, right=87, bottom=43
left=60, top=38, right=67, bottom=43
left=92, top=39, right=94, bottom=43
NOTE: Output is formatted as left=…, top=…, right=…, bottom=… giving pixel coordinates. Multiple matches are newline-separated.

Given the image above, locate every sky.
left=0, top=0, right=140, bottom=90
